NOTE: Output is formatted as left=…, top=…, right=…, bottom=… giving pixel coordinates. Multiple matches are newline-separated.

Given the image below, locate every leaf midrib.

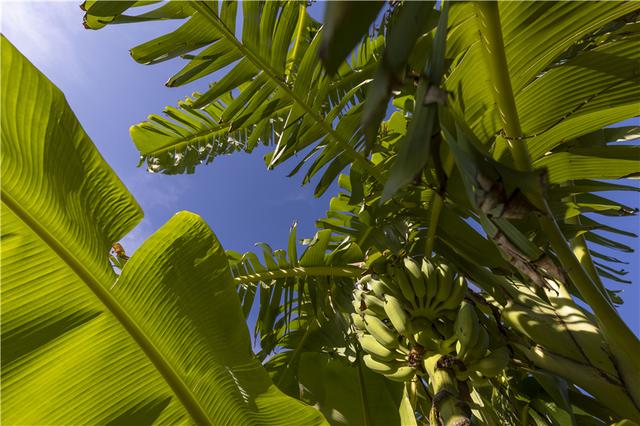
left=233, top=265, right=363, bottom=285
left=1, top=189, right=212, bottom=425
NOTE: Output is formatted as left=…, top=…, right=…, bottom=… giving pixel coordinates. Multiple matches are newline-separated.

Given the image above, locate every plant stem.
left=423, top=354, right=471, bottom=426
left=474, top=0, right=640, bottom=410
left=233, top=265, right=364, bottom=285
left=473, top=3, right=530, bottom=172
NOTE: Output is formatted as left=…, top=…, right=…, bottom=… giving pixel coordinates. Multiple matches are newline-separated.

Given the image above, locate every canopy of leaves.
left=5, top=0, right=640, bottom=424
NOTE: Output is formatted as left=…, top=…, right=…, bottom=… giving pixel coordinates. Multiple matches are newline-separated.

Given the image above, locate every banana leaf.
left=0, top=35, right=325, bottom=426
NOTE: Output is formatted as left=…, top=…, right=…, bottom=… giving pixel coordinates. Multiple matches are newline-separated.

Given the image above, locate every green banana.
left=397, top=342, right=412, bottom=356
left=351, top=313, right=367, bottom=331
left=410, top=316, right=432, bottom=332
left=364, top=314, right=399, bottom=349
left=454, top=301, right=480, bottom=361
left=363, top=354, right=398, bottom=374
left=421, top=259, right=438, bottom=310
left=362, top=292, right=387, bottom=317
left=357, top=274, right=373, bottom=288
left=404, top=257, right=426, bottom=307
left=455, top=368, right=473, bottom=382
left=470, top=346, right=510, bottom=378
left=359, top=334, right=399, bottom=361
left=466, top=326, right=489, bottom=363
left=387, top=264, right=418, bottom=310
left=352, top=298, right=365, bottom=314
left=428, top=264, right=453, bottom=316
left=368, top=278, right=395, bottom=298
left=435, top=275, right=467, bottom=314
left=384, top=366, right=417, bottom=382
left=384, top=294, right=412, bottom=336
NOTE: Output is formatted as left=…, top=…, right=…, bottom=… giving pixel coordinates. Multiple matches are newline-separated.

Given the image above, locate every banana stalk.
left=423, top=354, right=471, bottom=426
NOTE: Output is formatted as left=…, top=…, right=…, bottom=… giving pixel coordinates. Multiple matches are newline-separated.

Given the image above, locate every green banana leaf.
left=0, top=35, right=325, bottom=425
left=297, top=352, right=404, bottom=426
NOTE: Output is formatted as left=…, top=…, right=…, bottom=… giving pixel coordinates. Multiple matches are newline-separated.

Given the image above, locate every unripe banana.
left=410, top=316, right=431, bottom=332
left=384, top=366, right=416, bottom=382
left=359, top=334, right=398, bottom=361
left=461, top=324, right=480, bottom=363
left=421, top=259, right=438, bottom=309
left=363, top=354, right=397, bottom=374
left=433, top=319, right=454, bottom=339
left=383, top=294, right=412, bottom=336
left=387, top=264, right=418, bottom=310
left=364, top=314, right=399, bottom=349
left=454, top=301, right=480, bottom=361
left=397, top=342, right=412, bottom=356
left=404, top=257, right=426, bottom=306
left=368, top=278, right=395, bottom=298
left=356, top=274, right=374, bottom=288
left=466, top=326, right=489, bottom=363
left=352, top=298, right=365, bottom=314
left=471, top=346, right=510, bottom=378
left=438, top=335, right=458, bottom=355
left=429, top=264, right=453, bottom=314
left=435, top=275, right=467, bottom=314
left=362, top=293, right=387, bottom=317
left=351, top=313, right=367, bottom=331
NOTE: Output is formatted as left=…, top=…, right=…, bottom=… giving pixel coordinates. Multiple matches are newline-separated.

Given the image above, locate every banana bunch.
left=351, top=278, right=418, bottom=382
left=387, top=258, right=468, bottom=321
left=351, top=257, right=468, bottom=383
left=453, top=301, right=510, bottom=382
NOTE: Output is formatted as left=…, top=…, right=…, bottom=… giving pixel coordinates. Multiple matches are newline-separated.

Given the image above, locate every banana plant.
left=7, top=0, right=640, bottom=424
left=0, top=35, right=326, bottom=425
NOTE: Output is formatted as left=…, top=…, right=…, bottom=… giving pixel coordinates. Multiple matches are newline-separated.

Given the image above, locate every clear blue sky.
left=2, top=2, right=638, bottom=335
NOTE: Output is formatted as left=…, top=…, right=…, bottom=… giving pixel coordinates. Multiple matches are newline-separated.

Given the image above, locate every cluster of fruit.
left=351, top=257, right=510, bottom=386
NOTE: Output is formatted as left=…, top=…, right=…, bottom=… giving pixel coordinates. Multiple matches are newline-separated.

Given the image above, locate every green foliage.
left=5, top=1, right=640, bottom=425
left=1, top=35, right=325, bottom=426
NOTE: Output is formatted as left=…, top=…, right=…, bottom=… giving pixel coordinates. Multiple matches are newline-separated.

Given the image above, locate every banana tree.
left=80, top=0, right=639, bottom=423
left=4, top=0, right=639, bottom=424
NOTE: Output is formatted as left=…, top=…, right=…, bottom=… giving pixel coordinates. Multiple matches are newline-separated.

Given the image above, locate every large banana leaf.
left=83, top=0, right=383, bottom=193
left=1, top=35, right=325, bottom=425
left=445, top=2, right=640, bottom=151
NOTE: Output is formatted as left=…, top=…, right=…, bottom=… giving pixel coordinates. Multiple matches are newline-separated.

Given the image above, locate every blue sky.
left=2, top=2, right=638, bottom=334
